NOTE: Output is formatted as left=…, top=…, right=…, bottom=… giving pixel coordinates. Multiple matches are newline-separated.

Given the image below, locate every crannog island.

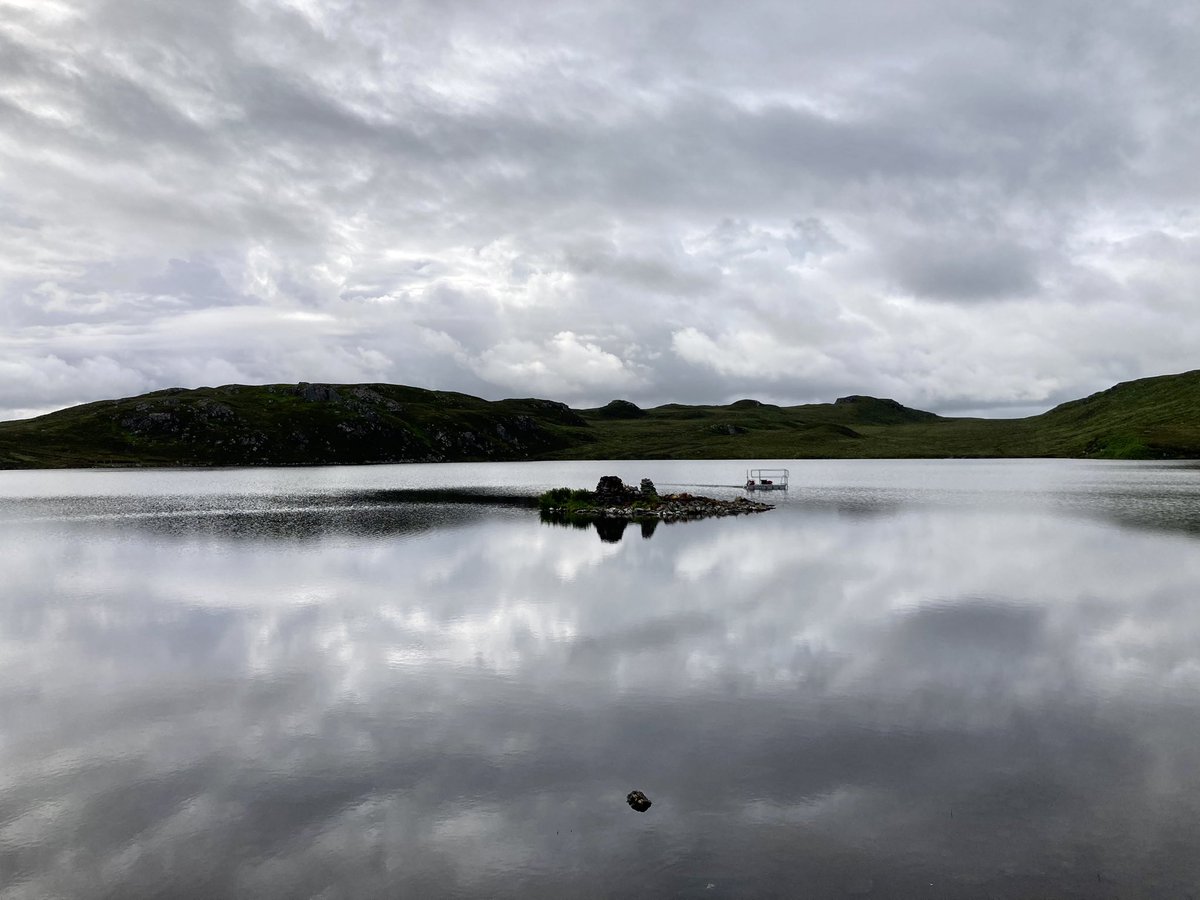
left=2, top=368, right=1200, bottom=468
left=540, top=476, right=773, bottom=522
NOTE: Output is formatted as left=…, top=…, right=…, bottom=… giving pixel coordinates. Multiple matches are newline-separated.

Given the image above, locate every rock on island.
left=539, top=475, right=773, bottom=522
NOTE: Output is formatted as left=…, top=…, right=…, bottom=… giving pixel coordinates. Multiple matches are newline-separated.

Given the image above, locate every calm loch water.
left=3, top=460, right=1200, bottom=898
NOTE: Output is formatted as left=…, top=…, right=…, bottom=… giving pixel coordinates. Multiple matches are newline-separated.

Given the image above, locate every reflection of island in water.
left=538, top=476, right=772, bottom=542
left=540, top=510, right=659, bottom=542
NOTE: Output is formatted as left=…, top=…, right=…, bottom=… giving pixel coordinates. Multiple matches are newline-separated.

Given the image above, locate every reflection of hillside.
left=0, top=494, right=516, bottom=541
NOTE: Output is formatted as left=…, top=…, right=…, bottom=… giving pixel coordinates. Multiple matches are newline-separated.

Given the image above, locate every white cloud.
left=672, top=327, right=843, bottom=382
left=2, top=0, right=1199, bottom=419
left=473, top=331, right=642, bottom=396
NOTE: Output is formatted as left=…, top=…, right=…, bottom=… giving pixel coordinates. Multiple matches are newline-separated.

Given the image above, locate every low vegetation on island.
left=539, top=476, right=773, bottom=522
left=3, top=369, right=1200, bottom=468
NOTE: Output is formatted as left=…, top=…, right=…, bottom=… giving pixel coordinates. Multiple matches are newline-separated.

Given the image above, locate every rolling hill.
left=1, top=370, right=1198, bottom=468
left=0, top=382, right=588, bottom=468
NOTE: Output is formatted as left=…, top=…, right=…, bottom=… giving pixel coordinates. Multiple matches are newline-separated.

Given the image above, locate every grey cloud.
left=785, top=217, right=843, bottom=261
left=885, top=236, right=1042, bottom=302
left=1, top=0, right=1199, bottom=418
left=138, top=257, right=248, bottom=308
left=561, top=237, right=717, bottom=295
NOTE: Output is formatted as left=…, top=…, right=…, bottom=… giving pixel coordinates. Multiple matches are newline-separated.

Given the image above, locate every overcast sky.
left=1, top=0, right=1198, bottom=420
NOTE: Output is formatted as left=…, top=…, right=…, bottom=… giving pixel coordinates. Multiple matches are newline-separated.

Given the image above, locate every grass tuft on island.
left=539, top=476, right=773, bottom=522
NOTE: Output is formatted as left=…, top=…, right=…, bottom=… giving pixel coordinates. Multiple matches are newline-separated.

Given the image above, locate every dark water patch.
left=0, top=493, right=516, bottom=540
left=343, top=487, right=540, bottom=506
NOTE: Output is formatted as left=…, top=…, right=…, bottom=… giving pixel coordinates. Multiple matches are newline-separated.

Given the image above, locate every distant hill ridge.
left=832, top=395, right=941, bottom=425
left=1, top=370, right=1199, bottom=468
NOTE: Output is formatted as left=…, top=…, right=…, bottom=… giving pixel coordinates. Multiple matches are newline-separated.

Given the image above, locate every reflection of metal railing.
left=744, top=468, right=790, bottom=491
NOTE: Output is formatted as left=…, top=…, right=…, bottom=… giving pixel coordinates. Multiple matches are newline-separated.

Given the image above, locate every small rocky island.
left=539, top=476, right=774, bottom=523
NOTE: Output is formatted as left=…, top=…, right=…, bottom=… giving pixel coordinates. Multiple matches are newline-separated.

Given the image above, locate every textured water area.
left=3, top=459, right=1200, bottom=898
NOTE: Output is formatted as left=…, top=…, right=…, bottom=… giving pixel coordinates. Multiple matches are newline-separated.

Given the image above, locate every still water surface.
left=3, top=460, right=1200, bottom=898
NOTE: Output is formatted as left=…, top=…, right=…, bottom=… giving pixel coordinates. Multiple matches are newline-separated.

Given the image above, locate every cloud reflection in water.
left=2, top=483, right=1200, bottom=897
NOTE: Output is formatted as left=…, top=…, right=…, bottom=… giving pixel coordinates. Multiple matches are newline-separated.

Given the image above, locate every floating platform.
left=744, top=468, right=789, bottom=491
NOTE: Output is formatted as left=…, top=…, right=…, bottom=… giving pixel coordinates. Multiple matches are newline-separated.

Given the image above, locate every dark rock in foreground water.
left=627, top=790, right=652, bottom=812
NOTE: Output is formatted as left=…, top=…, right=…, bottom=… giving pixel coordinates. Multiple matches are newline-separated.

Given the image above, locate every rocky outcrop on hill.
left=593, top=399, right=646, bottom=419
left=709, top=423, right=748, bottom=435
left=833, top=395, right=939, bottom=424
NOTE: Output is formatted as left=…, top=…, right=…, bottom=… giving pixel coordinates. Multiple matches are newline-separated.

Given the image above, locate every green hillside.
left=1024, top=369, right=1200, bottom=458
left=568, top=395, right=1004, bottom=459
left=0, top=382, right=588, bottom=468
left=1, top=370, right=1198, bottom=468
left=562, top=371, right=1200, bottom=460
